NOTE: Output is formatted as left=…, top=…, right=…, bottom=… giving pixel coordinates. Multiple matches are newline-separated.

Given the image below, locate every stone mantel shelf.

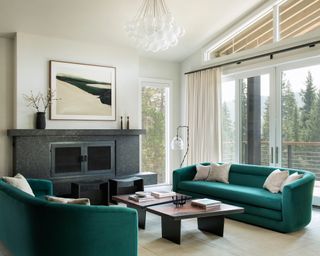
left=7, top=129, right=146, bottom=137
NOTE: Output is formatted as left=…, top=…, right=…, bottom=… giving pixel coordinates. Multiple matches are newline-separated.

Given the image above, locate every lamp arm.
left=176, top=125, right=189, bottom=136
left=178, top=126, right=189, bottom=168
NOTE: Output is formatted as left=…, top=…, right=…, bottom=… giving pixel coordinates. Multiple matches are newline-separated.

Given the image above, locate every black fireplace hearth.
left=8, top=129, right=157, bottom=195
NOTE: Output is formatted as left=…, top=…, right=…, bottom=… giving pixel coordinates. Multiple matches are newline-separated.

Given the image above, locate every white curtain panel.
left=186, top=68, right=221, bottom=164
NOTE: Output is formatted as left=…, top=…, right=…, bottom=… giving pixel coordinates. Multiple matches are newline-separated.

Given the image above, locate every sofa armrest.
left=172, top=164, right=198, bottom=192
left=34, top=204, right=138, bottom=256
left=282, top=172, right=315, bottom=232
left=27, top=179, right=53, bottom=197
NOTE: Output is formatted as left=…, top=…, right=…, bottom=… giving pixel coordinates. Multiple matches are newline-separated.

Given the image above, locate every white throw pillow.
left=2, top=173, right=35, bottom=197
left=193, top=164, right=211, bottom=181
left=263, top=169, right=289, bottom=193
left=280, top=172, right=303, bottom=192
left=207, top=163, right=232, bottom=184
left=46, top=196, right=90, bottom=205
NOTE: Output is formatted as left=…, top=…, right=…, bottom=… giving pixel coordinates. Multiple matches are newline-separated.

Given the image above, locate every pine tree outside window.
left=141, top=84, right=170, bottom=184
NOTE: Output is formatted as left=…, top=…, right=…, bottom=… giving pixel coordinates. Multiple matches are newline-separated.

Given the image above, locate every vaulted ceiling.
left=0, top=0, right=266, bottom=61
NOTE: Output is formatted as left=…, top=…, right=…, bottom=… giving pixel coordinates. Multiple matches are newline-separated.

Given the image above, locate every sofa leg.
left=197, top=215, right=225, bottom=237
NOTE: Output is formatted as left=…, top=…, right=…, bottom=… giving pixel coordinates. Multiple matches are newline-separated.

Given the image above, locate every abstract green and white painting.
left=50, top=60, right=116, bottom=120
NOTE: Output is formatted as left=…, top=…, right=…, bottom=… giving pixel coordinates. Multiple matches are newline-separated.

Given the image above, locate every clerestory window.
left=280, top=0, right=320, bottom=40
left=205, top=0, right=320, bottom=61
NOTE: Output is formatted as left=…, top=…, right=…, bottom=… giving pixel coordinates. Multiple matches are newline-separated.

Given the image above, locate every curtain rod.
left=184, top=39, right=320, bottom=75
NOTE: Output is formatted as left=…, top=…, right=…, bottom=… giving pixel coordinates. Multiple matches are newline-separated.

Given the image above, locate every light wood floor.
left=139, top=207, right=320, bottom=256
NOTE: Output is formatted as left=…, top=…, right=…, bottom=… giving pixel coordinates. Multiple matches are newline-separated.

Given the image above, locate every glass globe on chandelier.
left=125, top=0, right=185, bottom=53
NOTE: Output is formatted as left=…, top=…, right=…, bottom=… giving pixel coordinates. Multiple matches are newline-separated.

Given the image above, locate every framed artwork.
left=50, top=60, right=116, bottom=120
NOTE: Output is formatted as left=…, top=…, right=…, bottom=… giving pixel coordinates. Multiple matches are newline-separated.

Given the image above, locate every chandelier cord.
left=160, top=0, right=168, bottom=14
left=140, top=0, right=148, bottom=18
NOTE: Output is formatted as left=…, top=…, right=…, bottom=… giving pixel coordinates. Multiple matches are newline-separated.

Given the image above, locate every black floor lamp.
left=171, top=125, right=189, bottom=168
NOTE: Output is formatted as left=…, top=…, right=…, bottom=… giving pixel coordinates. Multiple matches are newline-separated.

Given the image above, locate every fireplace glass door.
left=50, top=141, right=115, bottom=177
left=54, top=146, right=82, bottom=174
left=87, top=144, right=112, bottom=172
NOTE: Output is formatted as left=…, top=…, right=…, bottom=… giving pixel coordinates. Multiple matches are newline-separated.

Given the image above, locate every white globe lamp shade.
left=171, top=136, right=184, bottom=150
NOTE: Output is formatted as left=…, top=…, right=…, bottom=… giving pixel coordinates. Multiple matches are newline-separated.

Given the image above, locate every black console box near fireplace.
left=7, top=129, right=157, bottom=196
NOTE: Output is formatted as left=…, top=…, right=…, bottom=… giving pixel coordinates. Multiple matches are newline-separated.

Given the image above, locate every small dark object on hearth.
left=120, top=116, right=123, bottom=130
left=172, top=195, right=191, bottom=207
left=126, top=116, right=130, bottom=129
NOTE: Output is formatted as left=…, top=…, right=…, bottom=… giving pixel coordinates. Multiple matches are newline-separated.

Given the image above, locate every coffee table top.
left=112, top=193, right=188, bottom=208
left=146, top=201, right=244, bottom=220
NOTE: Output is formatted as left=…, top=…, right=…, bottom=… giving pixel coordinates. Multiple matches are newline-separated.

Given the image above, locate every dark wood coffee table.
left=146, top=201, right=244, bottom=244
left=112, top=193, right=188, bottom=229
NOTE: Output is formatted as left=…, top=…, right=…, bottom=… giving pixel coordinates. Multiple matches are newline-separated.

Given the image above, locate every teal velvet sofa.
left=0, top=178, right=138, bottom=256
left=173, top=163, right=315, bottom=233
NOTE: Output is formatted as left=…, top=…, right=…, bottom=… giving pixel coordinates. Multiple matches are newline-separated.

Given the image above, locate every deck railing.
left=222, top=141, right=320, bottom=180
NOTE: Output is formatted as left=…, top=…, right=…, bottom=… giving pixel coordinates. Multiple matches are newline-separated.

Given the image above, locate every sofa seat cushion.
left=222, top=199, right=282, bottom=221
left=178, top=181, right=282, bottom=211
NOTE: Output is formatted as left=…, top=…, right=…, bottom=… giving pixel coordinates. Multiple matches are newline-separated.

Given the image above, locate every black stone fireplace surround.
left=8, top=129, right=157, bottom=196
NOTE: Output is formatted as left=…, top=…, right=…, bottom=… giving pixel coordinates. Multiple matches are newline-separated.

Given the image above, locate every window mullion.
left=273, top=3, right=280, bottom=42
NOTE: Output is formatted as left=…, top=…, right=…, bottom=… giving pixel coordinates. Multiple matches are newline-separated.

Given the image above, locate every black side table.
left=71, top=180, right=109, bottom=205
left=109, top=177, right=144, bottom=204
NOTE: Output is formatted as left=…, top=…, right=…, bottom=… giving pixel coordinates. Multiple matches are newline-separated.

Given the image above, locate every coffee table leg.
left=128, top=205, right=146, bottom=229
left=161, top=217, right=181, bottom=244
left=197, top=215, right=224, bottom=237
left=137, top=208, right=147, bottom=229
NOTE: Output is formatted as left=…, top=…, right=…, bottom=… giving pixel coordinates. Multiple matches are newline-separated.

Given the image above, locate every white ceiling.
left=0, top=0, right=266, bottom=62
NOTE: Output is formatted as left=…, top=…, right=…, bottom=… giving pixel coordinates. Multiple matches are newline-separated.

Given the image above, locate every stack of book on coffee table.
left=191, top=198, right=221, bottom=210
left=128, top=192, right=155, bottom=203
left=128, top=191, right=177, bottom=202
left=150, top=191, right=176, bottom=199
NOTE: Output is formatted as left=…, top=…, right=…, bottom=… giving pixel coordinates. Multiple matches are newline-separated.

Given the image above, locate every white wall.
left=15, top=32, right=140, bottom=129
left=139, top=57, right=181, bottom=172
left=10, top=33, right=182, bottom=179
left=0, top=37, right=13, bottom=176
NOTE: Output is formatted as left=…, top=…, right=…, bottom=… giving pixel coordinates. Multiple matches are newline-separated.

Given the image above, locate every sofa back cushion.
left=229, top=164, right=281, bottom=188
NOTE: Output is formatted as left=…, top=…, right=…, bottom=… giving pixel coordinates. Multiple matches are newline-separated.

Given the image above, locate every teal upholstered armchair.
left=0, top=178, right=138, bottom=256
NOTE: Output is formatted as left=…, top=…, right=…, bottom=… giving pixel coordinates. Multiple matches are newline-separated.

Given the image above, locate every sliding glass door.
left=279, top=64, right=320, bottom=181
left=222, top=60, right=320, bottom=204
left=221, top=80, right=236, bottom=162
left=222, top=70, right=274, bottom=166
left=239, top=74, right=271, bottom=165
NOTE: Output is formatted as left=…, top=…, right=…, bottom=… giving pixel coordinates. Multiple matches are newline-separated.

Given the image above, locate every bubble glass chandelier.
left=125, top=0, right=185, bottom=53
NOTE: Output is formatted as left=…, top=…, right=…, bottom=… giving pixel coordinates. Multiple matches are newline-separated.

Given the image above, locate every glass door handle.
left=80, top=155, right=88, bottom=162
left=275, top=147, right=279, bottom=164
left=271, top=147, right=274, bottom=163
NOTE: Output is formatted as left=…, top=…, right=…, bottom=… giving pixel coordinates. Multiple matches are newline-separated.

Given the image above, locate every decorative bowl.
left=135, top=191, right=148, bottom=197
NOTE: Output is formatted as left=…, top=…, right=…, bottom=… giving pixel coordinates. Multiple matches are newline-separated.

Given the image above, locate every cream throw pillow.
left=2, top=173, right=35, bottom=197
left=193, top=164, right=211, bottom=180
left=280, top=172, right=303, bottom=192
left=207, top=163, right=232, bottom=184
left=46, top=196, right=90, bottom=205
left=263, top=169, right=289, bottom=193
